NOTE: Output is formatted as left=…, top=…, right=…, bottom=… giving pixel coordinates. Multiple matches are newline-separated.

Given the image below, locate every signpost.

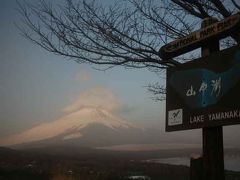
left=162, top=14, right=240, bottom=180
left=166, top=45, right=240, bottom=132
left=159, top=13, right=240, bottom=59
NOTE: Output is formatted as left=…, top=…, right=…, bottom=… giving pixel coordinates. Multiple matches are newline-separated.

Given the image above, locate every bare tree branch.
left=231, top=0, right=240, bottom=11
left=171, top=0, right=210, bottom=19
left=209, top=0, right=231, bottom=17
left=147, top=82, right=166, bottom=101
left=16, top=0, right=239, bottom=101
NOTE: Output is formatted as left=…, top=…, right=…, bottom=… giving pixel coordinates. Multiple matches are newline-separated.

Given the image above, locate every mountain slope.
left=0, top=108, right=141, bottom=147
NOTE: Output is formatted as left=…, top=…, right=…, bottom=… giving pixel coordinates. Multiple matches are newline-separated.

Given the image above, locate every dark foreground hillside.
left=0, top=147, right=239, bottom=180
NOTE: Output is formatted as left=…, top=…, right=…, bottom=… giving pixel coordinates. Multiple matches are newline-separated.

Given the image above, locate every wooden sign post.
left=159, top=13, right=240, bottom=59
left=165, top=45, right=240, bottom=132
left=201, top=18, right=224, bottom=180
left=161, top=15, right=240, bottom=180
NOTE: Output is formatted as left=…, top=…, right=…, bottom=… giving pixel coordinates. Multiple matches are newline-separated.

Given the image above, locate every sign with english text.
left=159, top=13, right=240, bottom=59
left=166, top=45, right=240, bottom=131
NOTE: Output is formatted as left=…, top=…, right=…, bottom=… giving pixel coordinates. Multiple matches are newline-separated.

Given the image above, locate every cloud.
left=75, top=70, right=91, bottom=83
left=63, top=87, right=124, bottom=114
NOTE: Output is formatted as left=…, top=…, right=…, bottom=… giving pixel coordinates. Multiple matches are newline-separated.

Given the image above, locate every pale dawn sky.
left=1, top=0, right=240, bottom=148
left=0, top=0, right=165, bottom=137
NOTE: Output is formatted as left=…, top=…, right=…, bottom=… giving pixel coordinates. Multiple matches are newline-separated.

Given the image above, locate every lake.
left=145, top=155, right=240, bottom=171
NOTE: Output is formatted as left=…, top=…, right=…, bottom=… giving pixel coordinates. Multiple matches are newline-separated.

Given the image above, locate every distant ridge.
left=0, top=107, right=142, bottom=147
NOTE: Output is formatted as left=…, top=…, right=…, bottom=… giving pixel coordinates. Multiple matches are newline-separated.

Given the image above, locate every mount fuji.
left=0, top=107, right=146, bottom=147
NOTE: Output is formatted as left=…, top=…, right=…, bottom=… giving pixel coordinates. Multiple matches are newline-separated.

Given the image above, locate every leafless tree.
left=17, top=0, right=240, bottom=100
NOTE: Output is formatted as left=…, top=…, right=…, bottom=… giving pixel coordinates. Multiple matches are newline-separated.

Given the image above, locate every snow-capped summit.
left=0, top=107, right=140, bottom=146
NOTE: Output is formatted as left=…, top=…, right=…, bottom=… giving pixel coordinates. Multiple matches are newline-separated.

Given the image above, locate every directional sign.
left=159, top=13, right=240, bottom=59
left=166, top=45, right=240, bottom=131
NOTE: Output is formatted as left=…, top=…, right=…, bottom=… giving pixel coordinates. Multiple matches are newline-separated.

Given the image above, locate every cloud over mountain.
left=0, top=87, right=140, bottom=147
left=63, top=87, right=123, bottom=114
left=75, top=70, right=91, bottom=83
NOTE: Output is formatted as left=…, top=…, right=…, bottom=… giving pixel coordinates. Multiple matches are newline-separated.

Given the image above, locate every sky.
left=1, top=0, right=240, bottom=148
left=0, top=0, right=165, bottom=137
